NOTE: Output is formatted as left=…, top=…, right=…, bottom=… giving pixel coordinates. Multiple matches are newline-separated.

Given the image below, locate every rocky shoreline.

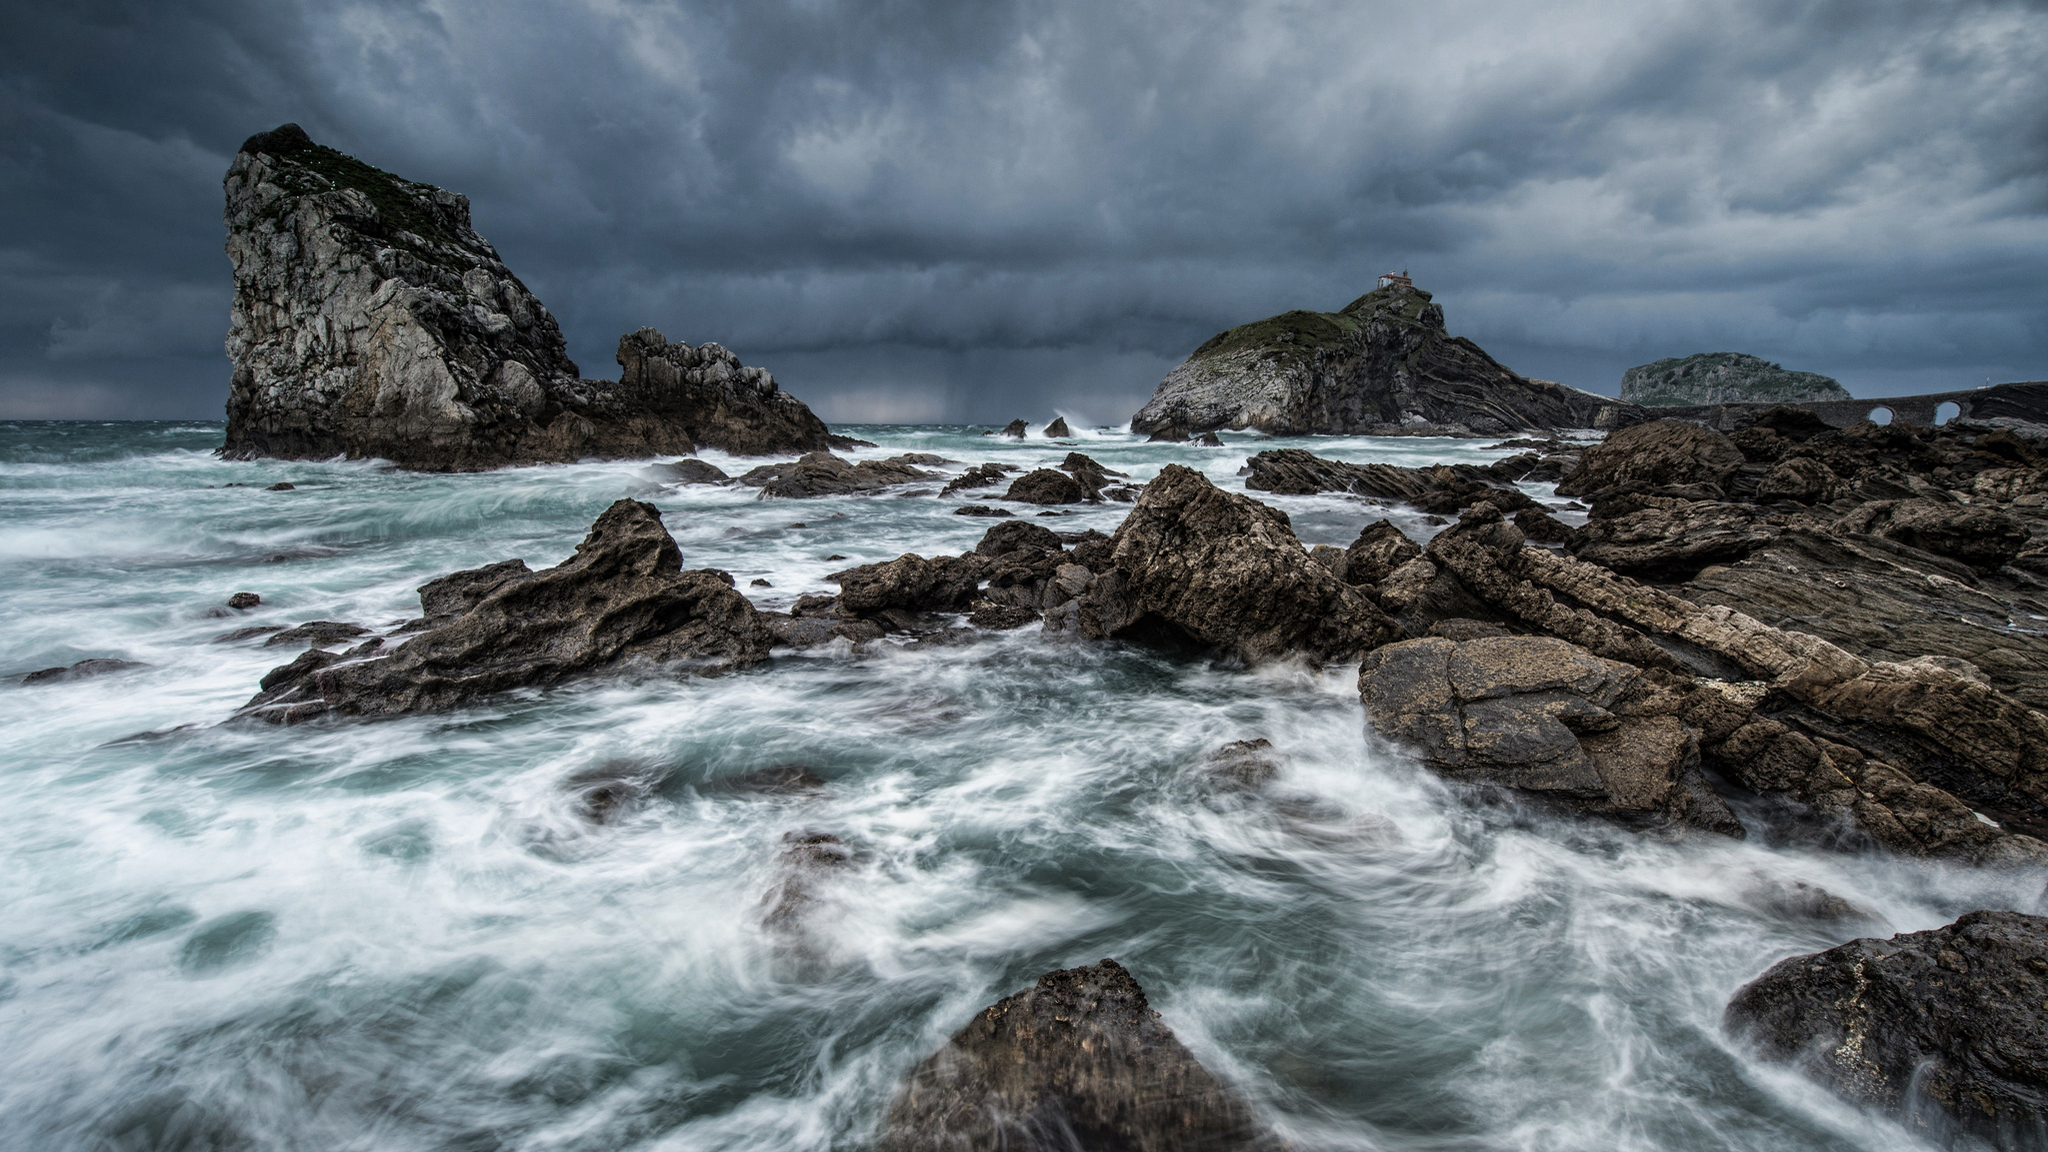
left=140, top=404, right=2048, bottom=1142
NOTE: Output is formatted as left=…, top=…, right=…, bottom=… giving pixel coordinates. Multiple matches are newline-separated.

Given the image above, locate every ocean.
left=0, top=420, right=2033, bottom=1151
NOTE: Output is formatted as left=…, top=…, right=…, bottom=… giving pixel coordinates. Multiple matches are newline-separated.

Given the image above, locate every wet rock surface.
left=1555, top=419, right=1745, bottom=499
left=1003, top=468, right=1089, bottom=505
left=1726, top=910, right=2048, bottom=1150
left=734, top=452, right=939, bottom=498
left=1243, top=447, right=1539, bottom=513
left=20, top=658, right=150, bottom=685
left=219, top=125, right=841, bottom=470
left=876, top=959, right=1276, bottom=1152
left=238, top=499, right=771, bottom=722
left=1062, top=464, right=1397, bottom=665
left=1360, top=635, right=1741, bottom=834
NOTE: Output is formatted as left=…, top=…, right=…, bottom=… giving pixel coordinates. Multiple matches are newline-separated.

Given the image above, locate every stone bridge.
left=1636, top=380, right=2048, bottom=432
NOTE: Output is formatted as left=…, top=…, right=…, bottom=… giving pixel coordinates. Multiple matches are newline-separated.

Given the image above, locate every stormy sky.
left=2, top=0, right=2045, bottom=425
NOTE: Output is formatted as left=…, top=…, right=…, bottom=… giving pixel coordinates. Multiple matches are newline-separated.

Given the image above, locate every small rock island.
left=1128, top=272, right=1624, bottom=438
left=219, top=124, right=833, bottom=470
left=1621, top=351, right=1852, bottom=407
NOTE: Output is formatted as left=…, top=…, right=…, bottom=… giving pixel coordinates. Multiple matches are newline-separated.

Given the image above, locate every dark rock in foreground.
left=1360, top=635, right=1741, bottom=835
left=1056, top=464, right=1398, bottom=665
left=238, top=499, right=771, bottom=722
left=1129, top=280, right=1624, bottom=438
left=1727, top=911, right=2048, bottom=1150
left=876, top=959, right=1275, bottom=1152
left=1555, top=419, right=1745, bottom=500
left=219, top=124, right=834, bottom=469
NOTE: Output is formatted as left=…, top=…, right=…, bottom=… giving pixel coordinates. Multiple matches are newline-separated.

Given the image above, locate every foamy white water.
left=0, top=420, right=2035, bottom=1151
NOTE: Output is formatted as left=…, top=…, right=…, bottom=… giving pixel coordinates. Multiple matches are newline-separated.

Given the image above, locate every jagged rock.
left=1004, top=468, right=1089, bottom=505
left=1129, top=281, right=1623, bottom=437
left=1359, top=635, right=1741, bottom=834
left=1568, top=495, right=1779, bottom=580
left=1834, top=499, right=2028, bottom=571
left=1044, top=417, right=1071, bottom=437
left=1058, top=452, right=1124, bottom=499
left=1243, top=448, right=1538, bottom=513
left=875, top=959, right=1276, bottom=1152
left=1194, top=430, right=1226, bottom=447
left=940, top=462, right=1014, bottom=496
left=237, top=500, right=771, bottom=722
left=977, top=521, right=1064, bottom=556
left=1343, top=519, right=1423, bottom=586
left=1512, top=507, right=1575, bottom=543
left=1555, top=420, right=1745, bottom=499
left=1754, top=457, right=1840, bottom=503
left=763, top=614, right=885, bottom=649
left=262, top=621, right=372, bottom=648
left=1064, top=464, right=1397, bottom=665
left=225, top=592, right=261, bottom=610
left=1726, top=910, right=2048, bottom=1149
left=20, top=659, right=150, bottom=686
left=1387, top=503, right=2048, bottom=858
left=1001, top=419, right=1028, bottom=438
left=827, top=554, right=981, bottom=615
left=1621, top=352, right=1851, bottom=407
left=219, top=124, right=837, bottom=470
left=642, top=458, right=732, bottom=486
left=734, top=451, right=937, bottom=498
left=611, top=328, right=829, bottom=455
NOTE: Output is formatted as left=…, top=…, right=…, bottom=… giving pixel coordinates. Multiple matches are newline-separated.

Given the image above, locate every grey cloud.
left=0, top=0, right=2043, bottom=421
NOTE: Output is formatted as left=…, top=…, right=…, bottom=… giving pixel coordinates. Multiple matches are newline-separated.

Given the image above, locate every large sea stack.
left=220, top=123, right=831, bottom=470
left=1129, top=277, right=1625, bottom=438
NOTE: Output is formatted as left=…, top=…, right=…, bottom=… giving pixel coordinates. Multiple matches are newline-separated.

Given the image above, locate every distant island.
left=1620, top=351, right=1851, bottom=407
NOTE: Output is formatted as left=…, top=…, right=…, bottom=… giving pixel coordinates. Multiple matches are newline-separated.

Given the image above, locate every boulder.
left=1243, top=448, right=1538, bottom=513
left=1129, top=281, right=1622, bottom=437
left=1568, top=496, right=1779, bottom=580
left=940, top=462, right=1014, bottom=496
left=1044, top=416, right=1072, bottom=437
left=875, top=959, right=1276, bottom=1152
left=734, top=451, right=938, bottom=498
left=237, top=499, right=772, bottom=722
left=828, top=554, right=981, bottom=614
left=20, top=658, right=149, bottom=686
left=226, top=592, right=261, bottom=610
left=1004, top=468, right=1089, bottom=505
left=1726, top=910, right=2048, bottom=1149
left=1065, top=464, right=1397, bottom=665
left=1343, top=519, right=1423, bottom=586
left=1359, top=636, right=1741, bottom=834
left=977, top=521, right=1065, bottom=556
left=1555, top=420, right=1744, bottom=498
left=219, top=124, right=836, bottom=470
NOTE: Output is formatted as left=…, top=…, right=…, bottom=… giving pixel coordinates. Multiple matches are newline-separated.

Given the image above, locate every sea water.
left=0, top=420, right=2037, bottom=1152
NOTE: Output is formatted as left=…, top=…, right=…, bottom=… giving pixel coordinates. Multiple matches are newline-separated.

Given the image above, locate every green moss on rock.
left=1621, top=352, right=1850, bottom=407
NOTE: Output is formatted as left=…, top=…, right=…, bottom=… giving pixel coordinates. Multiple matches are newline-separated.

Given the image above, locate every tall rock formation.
left=1620, top=352, right=1851, bottom=407
left=220, top=123, right=831, bottom=470
left=1129, top=281, right=1624, bottom=438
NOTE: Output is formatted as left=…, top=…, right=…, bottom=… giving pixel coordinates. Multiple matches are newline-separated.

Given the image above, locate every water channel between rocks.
left=1, top=420, right=2037, bottom=1152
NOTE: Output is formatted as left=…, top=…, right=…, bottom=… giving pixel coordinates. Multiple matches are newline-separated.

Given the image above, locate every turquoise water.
left=0, top=420, right=2034, bottom=1151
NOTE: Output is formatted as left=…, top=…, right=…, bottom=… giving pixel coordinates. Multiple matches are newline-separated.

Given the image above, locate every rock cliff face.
left=219, top=124, right=830, bottom=470
left=1620, top=352, right=1850, bottom=407
left=1129, top=283, right=1624, bottom=438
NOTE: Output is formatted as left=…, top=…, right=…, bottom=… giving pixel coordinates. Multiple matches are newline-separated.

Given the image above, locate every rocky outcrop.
left=1243, top=447, right=1540, bottom=514
left=237, top=499, right=771, bottom=722
left=1054, top=465, right=1398, bottom=665
left=1726, top=911, right=2048, bottom=1149
left=1554, top=420, right=1746, bottom=500
left=1368, top=502, right=2048, bottom=860
left=941, top=462, right=1014, bottom=496
left=1044, top=417, right=1072, bottom=437
left=1621, top=352, right=1851, bottom=407
left=1129, top=282, right=1624, bottom=438
left=612, top=328, right=831, bottom=455
left=876, top=959, right=1276, bottom=1152
left=733, top=452, right=941, bottom=498
left=1361, top=636, right=1741, bottom=834
left=1003, top=468, right=1089, bottom=504
left=219, top=124, right=833, bottom=470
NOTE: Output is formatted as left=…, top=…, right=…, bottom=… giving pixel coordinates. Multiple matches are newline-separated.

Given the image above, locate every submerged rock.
left=237, top=499, right=771, bottom=722
left=219, top=124, right=833, bottom=469
left=1129, top=280, right=1621, bottom=437
left=734, top=451, right=938, bottom=498
left=1726, top=910, right=2048, bottom=1149
left=876, top=959, right=1276, bottom=1152
left=1360, top=635, right=1741, bottom=834
left=642, top=458, right=732, bottom=486
left=20, top=658, right=150, bottom=686
left=1062, top=464, right=1397, bottom=665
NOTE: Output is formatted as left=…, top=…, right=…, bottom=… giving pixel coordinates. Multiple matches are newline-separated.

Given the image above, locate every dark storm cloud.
left=1, top=0, right=2044, bottom=421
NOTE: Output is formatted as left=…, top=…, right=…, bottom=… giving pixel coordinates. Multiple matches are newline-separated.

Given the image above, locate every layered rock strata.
left=876, top=959, right=1276, bottom=1151
left=238, top=499, right=771, bottom=722
left=1129, top=282, right=1625, bottom=438
left=1727, top=911, right=2048, bottom=1149
left=220, top=123, right=831, bottom=469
